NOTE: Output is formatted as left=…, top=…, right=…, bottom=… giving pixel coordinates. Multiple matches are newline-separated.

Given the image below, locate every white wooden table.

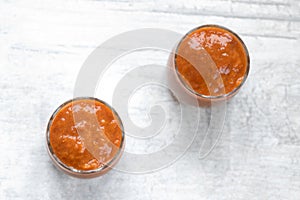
left=0, top=0, right=299, bottom=199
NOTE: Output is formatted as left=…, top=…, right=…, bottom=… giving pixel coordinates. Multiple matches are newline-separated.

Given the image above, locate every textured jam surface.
left=176, top=26, right=248, bottom=96
left=49, top=99, right=122, bottom=171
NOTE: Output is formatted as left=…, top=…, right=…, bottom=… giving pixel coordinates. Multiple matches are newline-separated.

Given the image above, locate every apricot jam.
left=47, top=97, right=124, bottom=177
left=175, top=25, right=249, bottom=97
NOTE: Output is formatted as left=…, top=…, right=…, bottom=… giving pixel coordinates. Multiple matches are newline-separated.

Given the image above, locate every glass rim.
left=174, top=24, right=250, bottom=99
left=46, top=97, right=125, bottom=175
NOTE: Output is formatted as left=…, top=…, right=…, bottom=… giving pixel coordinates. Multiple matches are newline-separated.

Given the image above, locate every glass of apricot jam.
left=170, top=24, right=250, bottom=105
left=46, top=97, right=124, bottom=178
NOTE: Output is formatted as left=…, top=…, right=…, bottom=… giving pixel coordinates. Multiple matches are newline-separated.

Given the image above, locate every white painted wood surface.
left=0, top=0, right=299, bottom=199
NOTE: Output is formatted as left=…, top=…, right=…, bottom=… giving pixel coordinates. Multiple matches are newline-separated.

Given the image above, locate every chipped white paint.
left=0, top=0, right=299, bottom=199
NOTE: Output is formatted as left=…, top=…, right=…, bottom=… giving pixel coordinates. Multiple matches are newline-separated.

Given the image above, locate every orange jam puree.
left=49, top=99, right=122, bottom=171
left=176, top=25, right=248, bottom=96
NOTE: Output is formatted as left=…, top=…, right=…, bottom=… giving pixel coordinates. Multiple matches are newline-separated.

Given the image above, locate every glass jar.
left=46, top=97, right=125, bottom=178
left=168, top=24, right=250, bottom=106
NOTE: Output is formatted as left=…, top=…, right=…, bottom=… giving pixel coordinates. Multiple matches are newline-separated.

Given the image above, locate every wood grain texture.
left=0, top=0, right=299, bottom=199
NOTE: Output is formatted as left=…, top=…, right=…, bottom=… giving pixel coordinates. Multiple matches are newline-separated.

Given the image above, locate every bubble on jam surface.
left=213, top=88, right=219, bottom=94
left=83, top=104, right=101, bottom=114
left=188, top=31, right=233, bottom=50
left=58, top=135, right=86, bottom=154
left=79, top=145, right=85, bottom=153
left=188, top=34, right=205, bottom=50
left=219, top=66, right=230, bottom=75
left=74, top=120, right=88, bottom=129
left=59, top=135, right=78, bottom=141
left=213, top=73, right=218, bottom=80
left=114, top=139, right=120, bottom=145
left=206, top=33, right=232, bottom=48
left=232, top=67, right=240, bottom=73
left=67, top=101, right=102, bottom=114
left=96, top=127, right=103, bottom=132
left=82, top=159, right=99, bottom=170
left=110, top=119, right=117, bottom=124
left=236, top=76, right=244, bottom=86
left=98, top=143, right=113, bottom=158
left=222, top=52, right=229, bottom=57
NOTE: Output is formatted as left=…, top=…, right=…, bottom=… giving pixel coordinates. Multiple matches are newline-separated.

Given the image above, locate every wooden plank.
left=86, top=0, right=299, bottom=21
left=1, top=0, right=299, bottom=43
left=232, top=0, right=290, bottom=6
